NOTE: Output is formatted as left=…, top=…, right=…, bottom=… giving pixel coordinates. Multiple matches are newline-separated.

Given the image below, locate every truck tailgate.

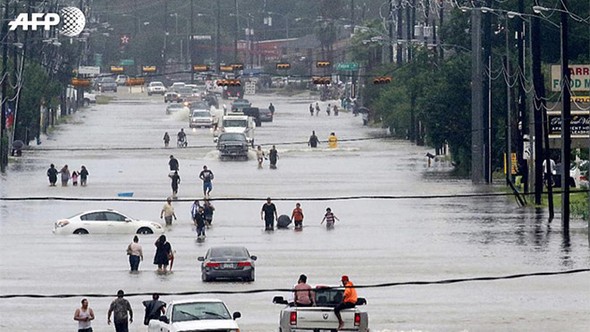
left=293, top=307, right=358, bottom=330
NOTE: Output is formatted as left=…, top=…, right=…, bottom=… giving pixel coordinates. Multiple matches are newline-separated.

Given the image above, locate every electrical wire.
left=0, top=268, right=587, bottom=299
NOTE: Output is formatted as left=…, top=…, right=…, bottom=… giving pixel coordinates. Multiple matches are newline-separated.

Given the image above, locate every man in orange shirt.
left=291, top=203, right=304, bottom=230
left=334, top=275, right=357, bottom=329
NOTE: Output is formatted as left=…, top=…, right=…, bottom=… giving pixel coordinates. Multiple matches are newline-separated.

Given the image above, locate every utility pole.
left=190, top=0, right=194, bottom=82
left=560, top=0, right=571, bottom=231
left=1, top=0, right=9, bottom=172
left=216, top=0, right=220, bottom=72
left=234, top=0, right=238, bottom=63
left=516, top=0, right=528, bottom=192
left=396, top=0, right=402, bottom=64
left=388, top=0, right=394, bottom=63
left=471, top=9, right=485, bottom=184
left=483, top=0, right=492, bottom=183
left=531, top=0, right=545, bottom=206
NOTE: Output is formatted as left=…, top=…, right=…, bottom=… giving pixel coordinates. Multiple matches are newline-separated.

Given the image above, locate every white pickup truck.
left=273, top=285, right=369, bottom=332
left=147, top=298, right=241, bottom=332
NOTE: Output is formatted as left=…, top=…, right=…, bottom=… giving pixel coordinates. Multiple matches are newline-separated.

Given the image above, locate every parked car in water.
left=198, top=246, right=256, bottom=281
left=147, top=298, right=241, bottom=332
left=147, top=81, right=166, bottom=95
left=53, top=209, right=164, bottom=235
left=95, top=77, right=117, bottom=93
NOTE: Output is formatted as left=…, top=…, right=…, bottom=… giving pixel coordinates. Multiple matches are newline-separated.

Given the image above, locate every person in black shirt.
left=269, top=145, right=279, bottom=169
left=199, top=165, right=214, bottom=197
left=168, top=155, right=179, bottom=171
left=47, top=164, right=58, bottom=186
left=260, top=197, right=278, bottom=231
left=169, top=171, right=180, bottom=198
left=308, top=131, right=320, bottom=148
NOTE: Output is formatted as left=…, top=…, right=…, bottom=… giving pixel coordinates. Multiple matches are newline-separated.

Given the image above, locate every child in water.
left=321, top=207, right=340, bottom=229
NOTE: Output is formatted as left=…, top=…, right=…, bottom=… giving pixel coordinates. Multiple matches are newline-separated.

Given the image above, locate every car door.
left=103, top=211, right=132, bottom=234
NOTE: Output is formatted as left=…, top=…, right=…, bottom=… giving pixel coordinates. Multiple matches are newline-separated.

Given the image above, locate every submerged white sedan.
left=53, top=209, right=164, bottom=235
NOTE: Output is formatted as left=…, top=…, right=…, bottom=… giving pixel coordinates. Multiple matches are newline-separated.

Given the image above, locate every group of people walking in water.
left=310, top=102, right=339, bottom=116
left=46, top=164, right=89, bottom=187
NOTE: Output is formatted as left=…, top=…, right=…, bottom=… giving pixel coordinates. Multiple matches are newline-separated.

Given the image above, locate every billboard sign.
left=551, top=65, right=590, bottom=91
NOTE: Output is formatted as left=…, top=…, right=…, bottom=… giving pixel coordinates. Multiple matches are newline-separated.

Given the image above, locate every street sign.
left=336, top=62, right=359, bottom=71
left=192, top=35, right=211, bottom=40
left=120, top=59, right=134, bottom=66
left=78, top=66, right=100, bottom=75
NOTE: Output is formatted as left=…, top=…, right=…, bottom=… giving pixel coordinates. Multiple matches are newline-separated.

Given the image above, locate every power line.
left=0, top=268, right=587, bottom=299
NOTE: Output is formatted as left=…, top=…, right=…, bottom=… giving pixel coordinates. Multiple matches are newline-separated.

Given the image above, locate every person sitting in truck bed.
left=335, top=275, right=357, bottom=330
left=293, top=274, right=314, bottom=307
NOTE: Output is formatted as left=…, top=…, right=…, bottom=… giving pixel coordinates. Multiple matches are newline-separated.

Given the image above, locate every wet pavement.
left=0, top=90, right=589, bottom=332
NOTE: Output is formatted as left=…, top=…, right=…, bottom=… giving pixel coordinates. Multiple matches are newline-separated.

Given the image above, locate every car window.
left=219, top=134, right=246, bottom=142
left=104, top=212, right=126, bottom=222
left=103, top=78, right=115, bottom=83
left=223, top=120, right=247, bottom=127
left=81, top=212, right=107, bottom=221
left=210, top=247, right=247, bottom=258
left=192, top=111, right=210, bottom=117
left=172, top=302, right=231, bottom=322
left=315, top=289, right=344, bottom=306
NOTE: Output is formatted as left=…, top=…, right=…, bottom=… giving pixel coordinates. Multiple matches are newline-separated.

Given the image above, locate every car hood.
left=172, top=319, right=239, bottom=331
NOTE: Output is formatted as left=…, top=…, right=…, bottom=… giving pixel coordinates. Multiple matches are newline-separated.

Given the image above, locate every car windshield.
left=223, top=119, right=247, bottom=127
left=171, top=302, right=231, bottom=322
left=191, top=102, right=209, bottom=110
left=168, top=104, right=183, bottom=109
left=178, top=87, right=193, bottom=94
left=209, top=247, right=248, bottom=259
left=102, top=78, right=115, bottom=83
left=150, top=82, right=163, bottom=87
left=192, top=111, right=210, bottom=117
left=219, top=134, right=246, bottom=142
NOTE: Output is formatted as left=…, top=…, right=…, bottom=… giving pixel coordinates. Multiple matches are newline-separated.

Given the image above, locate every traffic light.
left=193, top=64, right=210, bottom=72
left=219, top=65, right=234, bottom=72
left=312, top=76, right=331, bottom=85
left=276, top=63, right=291, bottom=70
left=373, top=76, right=392, bottom=84
left=216, top=79, right=241, bottom=87
left=316, top=61, right=331, bottom=68
left=110, top=66, right=124, bottom=73
left=142, top=66, right=157, bottom=73
left=231, top=63, right=244, bottom=71
left=71, top=78, right=91, bottom=87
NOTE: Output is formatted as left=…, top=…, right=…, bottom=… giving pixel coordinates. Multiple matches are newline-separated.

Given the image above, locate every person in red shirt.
left=291, top=203, right=304, bottom=230
left=334, top=275, right=357, bottom=329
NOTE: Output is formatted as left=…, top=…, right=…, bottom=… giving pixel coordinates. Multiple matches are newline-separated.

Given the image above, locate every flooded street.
left=1, top=91, right=589, bottom=332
